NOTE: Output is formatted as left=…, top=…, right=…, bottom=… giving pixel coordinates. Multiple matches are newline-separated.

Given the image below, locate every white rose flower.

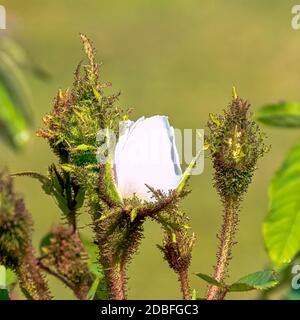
left=113, top=116, right=182, bottom=201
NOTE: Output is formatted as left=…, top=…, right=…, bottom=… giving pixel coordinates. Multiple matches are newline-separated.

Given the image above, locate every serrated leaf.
left=228, top=271, right=278, bottom=292
left=256, top=101, right=300, bottom=128
left=11, top=171, right=52, bottom=194
left=195, top=273, right=225, bottom=288
left=0, top=266, right=17, bottom=294
left=5, top=269, right=17, bottom=288
left=264, top=142, right=300, bottom=266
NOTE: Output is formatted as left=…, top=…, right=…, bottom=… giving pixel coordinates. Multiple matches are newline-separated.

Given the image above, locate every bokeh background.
left=1, top=0, right=300, bottom=299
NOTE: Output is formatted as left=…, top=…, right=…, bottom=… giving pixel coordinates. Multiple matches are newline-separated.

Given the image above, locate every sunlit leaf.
left=228, top=271, right=278, bottom=292
left=256, top=101, right=300, bottom=128
left=264, top=142, right=300, bottom=265
left=195, top=273, right=225, bottom=288
left=177, top=149, right=202, bottom=194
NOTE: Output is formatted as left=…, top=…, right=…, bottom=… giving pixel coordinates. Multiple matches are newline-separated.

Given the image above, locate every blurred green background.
left=1, top=0, right=300, bottom=299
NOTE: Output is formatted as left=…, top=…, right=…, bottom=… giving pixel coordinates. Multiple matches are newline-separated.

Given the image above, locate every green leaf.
left=286, top=289, right=300, bottom=300
left=88, top=276, right=100, bottom=300
left=0, top=80, right=29, bottom=149
left=39, top=233, right=53, bottom=254
left=177, top=148, right=202, bottom=193
left=228, top=271, right=278, bottom=292
left=75, top=188, right=85, bottom=210
left=0, top=266, right=15, bottom=300
left=195, top=273, right=225, bottom=288
left=5, top=269, right=17, bottom=288
left=72, top=144, right=96, bottom=152
left=11, top=172, right=52, bottom=194
left=191, top=289, right=197, bottom=300
left=256, top=101, right=300, bottom=128
left=264, top=142, right=300, bottom=266
left=0, top=38, right=50, bottom=80
left=80, top=235, right=101, bottom=277
left=130, top=208, right=137, bottom=222
left=81, top=235, right=109, bottom=300
left=102, top=159, right=123, bottom=205
left=60, top=164, right=76, bottom=172
left=0, top=288, right=9, bottom=300
left=0, top=51, right=32, bottom=121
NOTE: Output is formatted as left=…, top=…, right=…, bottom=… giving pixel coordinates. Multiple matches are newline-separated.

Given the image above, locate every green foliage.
left=99, top=160, right=123, bottom=206
left=176, top=148, right=202, bottom=194
left=80, top=235, right=101, bottom=277
left=197, top=270, right=278, bottom=294
left=286, top=289, right=300, bottom=300
left=13, top=165, right=85, bottom=225
left=264, top=142, right=300, bottom=266
left=256, top=101, right=300, bottom=128
left=87, top=276, right=100, bottom=300
left=0, top=288, right=10, bottom=300
left=81, top=236, right=109, bottom=300
left=0, top=265, right=16, bottom=300
left=0, top=50, right=30, bottom=149
left=228, top=271, right=278, bottom=292
left=196, top=273, right=225, bottom=288
left=0, top=80, right=28, bottom=149
left=0, top=37, right=48, bottom=150
left=37, top=34, right=128, bottom=168
left=191, top=289, right=197, bottom=300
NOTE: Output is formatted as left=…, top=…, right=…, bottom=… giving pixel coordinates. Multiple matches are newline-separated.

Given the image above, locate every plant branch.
left=178, top=269, right=191, bottom=300
left=207, top=196, right=239, bottom=300
left=18, top=250, right=51, bottom=300
left=106, top=261, right=126, bottom=300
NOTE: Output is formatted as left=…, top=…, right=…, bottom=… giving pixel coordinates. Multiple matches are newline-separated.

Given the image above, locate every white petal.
left=114, top=115, right=182, bottom=201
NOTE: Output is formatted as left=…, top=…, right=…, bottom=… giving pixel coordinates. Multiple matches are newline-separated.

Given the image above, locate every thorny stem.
left=178, top=269, right=191, bottom=300
left=18, top=250, right=51, bottom=300
left=38, top=260, right=88, bottom=300
left=207, top=196, right=239, bottom=300
left=106, top=261, right=126, bottom=300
